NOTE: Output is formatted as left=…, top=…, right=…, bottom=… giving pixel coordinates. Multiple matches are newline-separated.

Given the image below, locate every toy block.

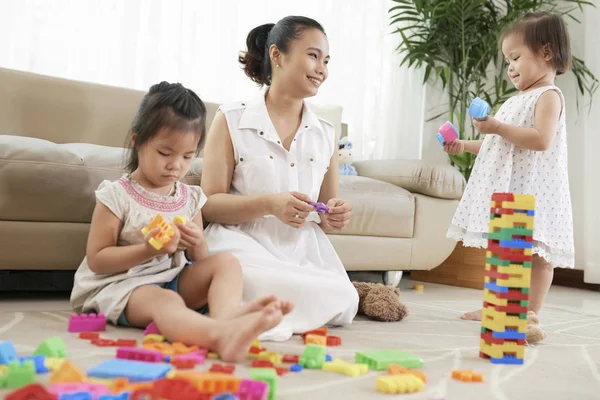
left=47, top=382, right=110, bottom=398
left=481, top=327, right=527, bottom=340
left=141, top=214, right=176, bottom=250
left=491, top=192, right=515, bottom=202
left=173, top=215, right=187, bottom=225
left=34, top=337, right=66, bottom=358
left=5, top=360, right=36, bottom=389
left=49, top=360, right=85, bottom=385
left=115, top=339, right=137, bottom=347
left=482, top=309, right=527, bottom=332
left=376, top=374, right=424, bottom=394
left=488, top=227, right=533, bottom=241
left=78, top=332, right=100, bottom=340
left=327, top=336, right=342, bottom=346
left=250, top=368, right=278, bottom=400
left=143, top=334, right=165, bottom=343
left=355, top=350, right=423, bottom=370
left=193, top=373, right=241, bottom=394
left=98, top=394, right=130, bottom=400
left=68, top=313, right=106, bottom=333
left=143, top=342, right=174, bottom=355
left=213, top=394, right=240, bottom=400
left=388, top=364, right=427, bottom=382
left=209, top=364, right=236, bottom=374
left=480, top=339, right=525, bottom=359
left=299, top=345, right=327, bottom=369
left=281, top=354, right=299, bottom=364
left=274, top=367, right=289, bottom=376
left=484, top=274, right=531, bottom=289
left=91, top=338, right=116, bottom=347
left=169, top=357, right=196, bottom=370
left=176, top=349, right=207, bottom=365
left=480, top=331, right=526, bottom=345
left=451, top=369, right=484, bottom=382
left=144, top=321, right=160, bottom=335
left=87, top=359, right=172, bottom=382
left=252, top=360, right=274, bottom=368
left=117, top=347, right=163, bottom=363
left=486, top=287, right=529, bottom=299
left=5, top=383, right=57, bottom=400
left=490, top=355, right=524, bottom=365
left=301, top=327, right=328, bottom=338
left=412, top=284, right=424, bottom=291
left=304, top=334, right=326, bottom=346
left=237, top=378, right=269, bottom=400
left=171, top=342, right=200, bottom=355
left=322, top=359, right=368, bottom=377
left=257, top=351, right=281, bottom=365
left=45, top=358, right=66, bottom=372
left=0, top=341, right=18, bottom=364
left=207, top=352, right=219, bottom=359
left=483, top=302, right=528, bottom=315
left=436, top=121, right=458, bottom=146
left=488, top=215, right=534, bottom=230
left=17, top=355, right=48, bottom=374
left=289, top=364, right=303, bottom=372
left=325, top=354, right=333, bottom=361
left=469, top=97, right=491, bottom=119
left=486, top=246, right=533, bottom=262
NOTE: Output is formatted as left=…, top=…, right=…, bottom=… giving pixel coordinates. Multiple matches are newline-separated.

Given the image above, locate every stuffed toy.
left=526, top=311, right=546, bottom=345
left=338, top=138, right=358, bottom=176
left=352, top=282, right=409, bottom=322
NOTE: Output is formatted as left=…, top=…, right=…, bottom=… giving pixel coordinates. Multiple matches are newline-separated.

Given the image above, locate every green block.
left=520, top=300, right=529, bottom=307
left=519, top=313, right=528, bottom=319
left=522, top=288, right=530, bottom=294
left=250, top=368, right=277, bottom=400
left=488, top=227, right=533, bottom=241
left=33, top=337, right=66, bottom=358
left=486, top=257, right=511, bottom=267
left=299, top=344, right=327, bottom=369
left=355, top=350, right=423, bottom=370
left=6, top=360, right=35, bottom=389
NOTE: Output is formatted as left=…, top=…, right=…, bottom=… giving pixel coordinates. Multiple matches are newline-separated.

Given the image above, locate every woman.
left=201, top=16, right=358, bottom=340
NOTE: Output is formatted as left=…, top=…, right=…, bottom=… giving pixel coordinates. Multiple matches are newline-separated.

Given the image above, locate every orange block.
left=304, top=334, right=327, bottom=346
left=301, top=327, right=328, bottom=337
left=49, top=360, right=86, bottom=385
left=388, top=364, right=427, bottom=383
left=451, top=369, right=484, bottom=382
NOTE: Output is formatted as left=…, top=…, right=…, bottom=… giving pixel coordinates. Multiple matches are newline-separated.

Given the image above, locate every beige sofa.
left=0, top=67, right=465, bottom=285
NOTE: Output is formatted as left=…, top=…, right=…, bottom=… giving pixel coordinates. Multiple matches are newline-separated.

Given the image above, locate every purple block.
left=237, top=378, right=268, bottom=400
left=309, top=201, right=329, bottom=214
left=143, top=321, right=160, bottom=335
left=68, top=313, right=106, bottom=333
left=116, top=347, right=163, bottom=363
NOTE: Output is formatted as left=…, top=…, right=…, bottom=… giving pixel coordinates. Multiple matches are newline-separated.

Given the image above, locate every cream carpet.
left=1, top=280, right=599, bottom=400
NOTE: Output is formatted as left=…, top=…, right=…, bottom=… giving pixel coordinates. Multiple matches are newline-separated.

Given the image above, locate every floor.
left=1, top=279, right=600, bottom=400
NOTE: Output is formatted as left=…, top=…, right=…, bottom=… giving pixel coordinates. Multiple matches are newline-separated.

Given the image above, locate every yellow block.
left=491, top=194, right=535, bottom=210
left=484, top=274, right=531, bottom=289
left=305, top=334, right=327, bottom=346
left=482, top=308, right=526, bottom=333
left=376, top=374, right=424, bottom=394
left=257, top=351, right=282, bottom=365
left=143, top=334, right=165, bottom=343
left=480, top=339, right=525, bottom=359
left=489, top=214, right=534, bottom=230
left=483, top=289, right=507, bottom=306
left=0, top=365, right=6, bottom=375
left=45, top=357, right=66, bottom=371
left=322, top=359, right=368, bottom=377
left=486, top=263, right=532, bottom=275
left=49, top=360, right=86, bottom=385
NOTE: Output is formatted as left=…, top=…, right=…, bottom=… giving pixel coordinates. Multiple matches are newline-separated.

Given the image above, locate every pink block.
left=438, top=121, right=458, bottom=144
left=68, top=313, right=106, bottom=333
left=144, top=321, right=160, bottom=335
left=237, top=379, right=269, bottom=400
left=116, top=347, right=163, bottom=363
left=176, top=349, right=208, bottom=365
left=48, top=382, right=110, bottom=397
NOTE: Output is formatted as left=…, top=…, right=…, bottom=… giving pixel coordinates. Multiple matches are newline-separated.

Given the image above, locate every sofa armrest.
left=352, top=159, right=465, bottom=200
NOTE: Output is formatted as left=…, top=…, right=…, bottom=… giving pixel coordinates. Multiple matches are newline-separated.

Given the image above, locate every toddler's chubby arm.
left=474, top=90, right=561, bottom=151
left=86, top=202, right=165, bottom=274
left=443, top=140, right=484, bottom=155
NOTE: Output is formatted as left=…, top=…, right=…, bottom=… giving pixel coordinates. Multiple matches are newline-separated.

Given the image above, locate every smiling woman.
left=200, top=16, right=359, bottom=341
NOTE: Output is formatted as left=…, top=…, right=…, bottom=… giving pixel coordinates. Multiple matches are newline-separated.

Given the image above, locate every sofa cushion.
left=337, top=175, right=414, bottom=238
left=0, top=136, right=201, bottom=223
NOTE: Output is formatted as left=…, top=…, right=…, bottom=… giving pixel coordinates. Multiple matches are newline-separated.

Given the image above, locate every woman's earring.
left=276, top=64, right=280, bottom=68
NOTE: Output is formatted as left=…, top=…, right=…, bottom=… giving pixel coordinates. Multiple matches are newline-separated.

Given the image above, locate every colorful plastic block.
left=213, top=394, right=240, bottom=400
left=304, top=334, right=326, bottom=346
left=325, top=354, right=333, bottom=362
left=436, top=121, right=458, bottom=146
left=48, top=382, right=110, bottom=398
left=301, top=328, right=328, bottom=338
left=78, top=332, right=99, bottom=341
left=376, top=374, right=424, bottom=394
left=143, top=334, right=165, bottom=343
left=412, top=284, right=424, bottom=291
left=257, top=351, right=281, bottom=365
left=91, top=338, right=116, bottom=347
left=274, top=367, right=289, bottom=376
left=451, top=369, right=484, bottom=382
left=5, top=360, right=36, bottom=389
left=480, top=339, right=525, bottom=359
left=98, top=394, right=129, bottom=400
left=34, top=337, right=67, bottom=358
left=251, top=360, right=274, bottom=368
left=308, top=202, right=329, bottom=214
left=68, top=313, right=106, bottom=333
left=289, top=364, right=303, bottom=372
left=490, top=355, right=524, bottom=365
left=5, top=383, right=57, bottom=400
left=468, top=97, right=491, bottom=119
left=117, top=347, right=163, bottom=363
left=17, top=356, right=48, bottom=374
left=87, top=359, right=172, bottom=382
left=176, top=349, right=207, bottom=365
left=388, top=364, right=427, bottom=382
left=58, top=392, right=93, bottom=400
left=322, top=359, right=368, bottom=377
left=0, top=341, right=18, bottom=364
left=299, top=345, right=327, bottom=369
left=250, top=368, right=277, bottom=400
left=326, top=336, right=342, bottom=346
left=144, top=321, right=160, bottom=336
left=49, top=360, right=85, bottom=385
left=480, top=331, right=526, bottom=345
left=237, top=378, right=269, bottom=400
left=281, top=354, right=299, bottom=364
left=45, top=358, right=66, bottom=372
left=355, top=350, right=423, bottom=370
left=140, top=214, right=176, bottom=250
left=173, top=216, right=187, bottom=225
left=115, top=339, right=137, bottom=347
left=209, top=364, right=236, bottom=374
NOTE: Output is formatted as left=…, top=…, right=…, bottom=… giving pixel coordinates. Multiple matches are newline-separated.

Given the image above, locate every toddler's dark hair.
left=238, top=16, right=325, bottom=86
left=499, top=12, right=572, bottom=75
left=126, top=82, right=206, bottom=172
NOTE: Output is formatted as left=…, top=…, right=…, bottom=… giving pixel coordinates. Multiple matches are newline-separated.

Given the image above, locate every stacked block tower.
left=479, top=193, right=535, bottom=365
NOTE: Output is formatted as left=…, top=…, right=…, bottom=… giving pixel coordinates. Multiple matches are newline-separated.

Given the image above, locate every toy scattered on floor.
left=376, top=373, right=424, bottom=394
left=353, top=282, right=409, bottom=322
left=356, top=350, right=423, bottom=370
left=412, top=284, right=424, bottom=292
left=322, top=358, right=368, bottom=377
left=143, top=321, right=160, bottom=336
left=468, top=97, right=491, bottom=119
left=0, top=341, right=18, bottom=364
left=33, top=337, right=66, bottom=358
left=388, top=364, right=427, bottom=382
left=68, top=313, right=106, bottom=333
left=304, top=334, right=327, bottom=346
left=480, top=193, right=535, bottom=365
left=436, top=121, right=459, bottom=146
left=338, top=137, right=358, bottom=176
left=308, top=201, right=329, bottom=214
left=140, top=214, right=186, bottom=250
left=452, top=369, right=484, bottom=382
left=299, top=344, right=327, bottom=369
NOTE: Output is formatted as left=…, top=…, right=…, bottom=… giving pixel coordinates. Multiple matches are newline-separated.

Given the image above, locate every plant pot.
left=410, top=242, right=486, bottom=289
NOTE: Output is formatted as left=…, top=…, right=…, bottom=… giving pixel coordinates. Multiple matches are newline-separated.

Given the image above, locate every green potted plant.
left=389, top=0, right=598, bottom=181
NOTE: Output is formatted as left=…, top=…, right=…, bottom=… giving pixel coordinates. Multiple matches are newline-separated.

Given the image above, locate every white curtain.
left=583, top=7, right=600, bottom=283
left=0, top=0, right=424, bottom=161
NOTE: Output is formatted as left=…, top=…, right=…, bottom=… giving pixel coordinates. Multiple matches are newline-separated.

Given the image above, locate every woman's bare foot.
left=214, top=303, right=283, bottom=362
left=461, top=309, right=482, bottom=321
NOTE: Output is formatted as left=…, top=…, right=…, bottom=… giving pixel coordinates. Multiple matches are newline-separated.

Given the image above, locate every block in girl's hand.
left=469, top=97, right=491, bottom=119
left=436, top=121, right=459, bottom=146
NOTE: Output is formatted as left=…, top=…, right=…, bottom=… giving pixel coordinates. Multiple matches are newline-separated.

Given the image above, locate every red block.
left=275, top=367, right=289, bottom=376
left=326, top=336, right=342, bottom=346
left=6, top=384, right=57, bottom=400
left=282, top=354, right=299, bottom=363
left=209, top=363, right=236, bottom=374
left=78, top=332, right=100, bottom=340
left=490, top=207, right=514, bottom=215
left=491, top=193, right=514, bottom=202
left=115, top=339, right=137, bottom=347
left=484, top=269, right=510, bottom=280
left=171, top=358, right=197, bottom=370
left=91, top=338, right=116, bottom=347
left=480, top=331, right=526, bottom=345
left=494, top=289, right=529, bottom=301
left=301, top=327, right=328, bottom=338
left=251, top=360, right=274, bottom=368
left=483, top=301, right=528, bottom=314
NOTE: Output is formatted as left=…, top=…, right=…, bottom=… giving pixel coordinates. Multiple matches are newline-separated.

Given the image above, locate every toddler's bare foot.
left=225, top=295, right=279, bottom=319
left=461, top=309, right=482, bottom=321
left=277, top=299, right=295, bottom=316
left=214, top=303, right=283, bottom=362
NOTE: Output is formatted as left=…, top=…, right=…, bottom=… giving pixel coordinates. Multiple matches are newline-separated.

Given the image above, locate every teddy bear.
left=352, top=282, right=409, bottom=322
left=526, top=311, right=546, bottom=345
left=338, top=138, right=358, bottom=176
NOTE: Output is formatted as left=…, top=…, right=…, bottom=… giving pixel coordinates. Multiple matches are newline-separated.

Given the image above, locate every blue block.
left=435, top=133, right=446, bottom=146
left=0, top=341, right=17, bottom=364
left=19, top=355, right=48, bottom=373
left=290, top=364, right=303, bottom=372
left=499, top=239, right=533, bottom=249
left=59, top=393, right=93, bottom=400
left=325, top=354, right=333, bottom=362
left=484, top=282, right=508, bottom=293
left=163, top=355, right=171, bottom=363
left=468, top=97, right=491, bottom=119
left=491, top=356, right=524, bottom=365
left=87, top=359, right=172, bottom=382
left=492, top=330, right=526, bottom=340
left=98, top=394, right=130, bottom=400
left=213, top=394, right=239, bottom=400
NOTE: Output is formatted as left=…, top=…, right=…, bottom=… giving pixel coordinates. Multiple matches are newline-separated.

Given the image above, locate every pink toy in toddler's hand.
left=436, top=121, right=459, bottom=146
left=144, top=321, right=160, bottom=335
left=68, top=313, right=106, bottom=333
left=309, top=201, right=329, bottom=214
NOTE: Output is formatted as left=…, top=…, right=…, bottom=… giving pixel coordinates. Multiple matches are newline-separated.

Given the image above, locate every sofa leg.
left=382, top=271, right=403, bottom=288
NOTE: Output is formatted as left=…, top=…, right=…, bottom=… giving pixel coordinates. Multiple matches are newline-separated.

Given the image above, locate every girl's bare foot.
left=214, top=303, right=283, bottom=362
left=277, top=299, right=295, bottom=316
left=461, top=309, right=482, bottom=321
left=225, top=295, right=279, bottom=319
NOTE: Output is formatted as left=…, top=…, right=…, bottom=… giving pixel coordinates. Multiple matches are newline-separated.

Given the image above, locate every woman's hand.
left=143, top=224, right=181, bottom=255
left=269, top=191, right=316, bottom=228
left=320, top=198, right=353, bottom=233
left=176, top=221, right=204, bottom=250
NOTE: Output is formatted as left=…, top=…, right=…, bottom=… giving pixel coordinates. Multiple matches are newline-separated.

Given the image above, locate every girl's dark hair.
left=499, top=12, right=572, bottom=75
left=125, top=81, right=207, bottom=172
left=238, top=16, right=326, bottom=86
